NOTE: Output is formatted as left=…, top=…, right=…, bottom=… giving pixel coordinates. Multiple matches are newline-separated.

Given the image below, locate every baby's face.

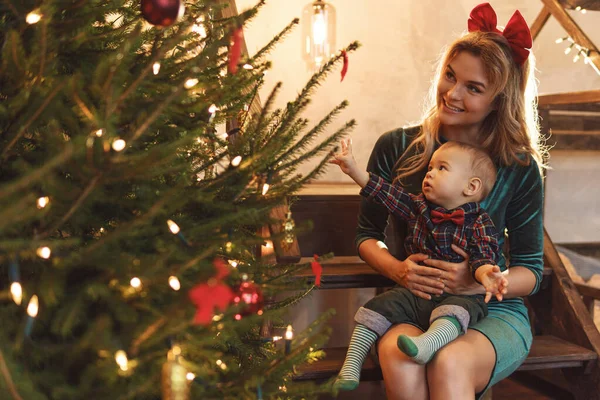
left=422, top=146, right=472, bottom=210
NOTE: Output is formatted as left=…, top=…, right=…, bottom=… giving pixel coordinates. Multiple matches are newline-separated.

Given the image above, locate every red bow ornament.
left=311, top=254, right=323, bottom=287
left=431, top=209, right=465, bottom=226
left=188, top=258, right=234, bottom=325
left=467, top=3, right=532, bottom=65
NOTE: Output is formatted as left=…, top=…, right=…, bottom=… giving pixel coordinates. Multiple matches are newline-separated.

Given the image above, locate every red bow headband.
left=468, top=3, right=532, bottom=65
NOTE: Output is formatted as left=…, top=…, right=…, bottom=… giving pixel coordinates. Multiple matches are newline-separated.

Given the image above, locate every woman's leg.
left=427, top=329, right=495, bottom=400
left=378, top=324, right=428, bottom=400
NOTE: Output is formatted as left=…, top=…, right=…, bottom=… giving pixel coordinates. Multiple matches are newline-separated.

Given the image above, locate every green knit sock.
left=334, top=324, right=378, bottom=391
left=397, top=317, right=461, bottom=364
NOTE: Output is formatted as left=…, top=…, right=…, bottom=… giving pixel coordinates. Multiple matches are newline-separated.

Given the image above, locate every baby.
left=329, top=139, right=508, bottom=390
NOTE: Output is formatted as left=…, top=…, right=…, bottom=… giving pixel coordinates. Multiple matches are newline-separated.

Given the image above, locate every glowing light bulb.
left=168, top=276, right=181, bottom=291
left=312, top=13, right=326, bottom=46
left=27, top=295, right=39, bottom=317
left=186, top=372, right=195, bottom=381
left=36, top=246, right=51, bottom=259
left=26, top=10, right=42, bottom=24
left=130, top=277, right=142, bottom=289
left=285, top=324, right=293, bottom=340
left=231, top=156, right=242, bottom=167
left=243, top=64, right=253, bottom=70
left=228, top=260, right=238, bottom=268
left=153, top=62, right=161, bottom=75
left=112, top=139, right=126, bottom=151
left=208, top=104, right=218, bottom=114
left=11, top=282, right=22, bottom=305
left=115, top=350, right=128, bottom=371
left=167, top=220, right=180, bottom=234
left=184, top=78, right=199, bottom=89
left=95, top=129, right=104, bottom=137
left=262, top=183, right=270, bottom=195
left=37, top=196, right=50, bottom=209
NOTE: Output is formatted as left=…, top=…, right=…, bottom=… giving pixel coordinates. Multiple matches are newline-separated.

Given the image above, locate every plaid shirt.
left=360, top=173, right=502, bottom=274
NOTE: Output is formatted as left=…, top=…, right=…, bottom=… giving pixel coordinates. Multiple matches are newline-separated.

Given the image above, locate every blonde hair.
left=437, top=141, right=497, bottom=200
left=396, top=31, right=546, bottom=182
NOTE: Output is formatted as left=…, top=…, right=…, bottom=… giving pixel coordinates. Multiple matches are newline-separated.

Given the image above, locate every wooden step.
left=294, top=335, right=598, bottom=382
left=295, top=256, right=553, bottom=289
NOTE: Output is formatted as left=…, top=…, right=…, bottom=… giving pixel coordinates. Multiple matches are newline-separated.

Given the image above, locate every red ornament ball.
left=140, top=0, right=184, bottom=27
left=232, top=281, right=264, bottom=319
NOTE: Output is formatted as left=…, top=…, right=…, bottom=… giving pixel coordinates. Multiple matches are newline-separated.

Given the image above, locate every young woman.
left=355, top=3, right=545, bottom=399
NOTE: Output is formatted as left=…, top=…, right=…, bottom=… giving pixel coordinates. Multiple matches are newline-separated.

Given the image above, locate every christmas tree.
left=0, top=0, right=358, bottom=398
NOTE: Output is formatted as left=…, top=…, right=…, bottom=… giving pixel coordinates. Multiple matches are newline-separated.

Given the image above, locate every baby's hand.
left=476, top=265, right=509, bottom=303
left=328, top=139, right=357, bottom=175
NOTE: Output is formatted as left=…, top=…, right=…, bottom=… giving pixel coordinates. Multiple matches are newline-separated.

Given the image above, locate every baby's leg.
left=336, top=288, right=432, bottom=390
left=397, top=295, right=485, bottom=364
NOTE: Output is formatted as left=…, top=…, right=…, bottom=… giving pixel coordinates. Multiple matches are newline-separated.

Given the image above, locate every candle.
left=284, top=325, right=293, bottom=355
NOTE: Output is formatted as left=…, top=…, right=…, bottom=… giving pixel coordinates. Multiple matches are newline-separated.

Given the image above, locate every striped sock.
left=397, top=317, right=461, bottom=364
left=334, top=324, right=378, bottom=391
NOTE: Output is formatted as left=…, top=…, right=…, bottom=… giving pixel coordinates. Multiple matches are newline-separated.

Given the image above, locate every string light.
left=184, top=78, right=199, bottom=89
left=231, top=155, right=242, bottom=167
left=555, top=37, right=600, bottom=76
left=564, top=43, right=574, bottom=55
left=25, top=295, right=39, bottom=336
left=167, top=220, right=180, bottom=234
left=26, top=10, right=42, bottom=24
left=243, top=64, right=253, bottom=70
left=10, top=282, right=22, bottom=305
left=112, top=139, right=126, bottom=151
left=285, top=324, right=293, bottom=354
left=130, top=277, right=142, bottom=289
left=262, top=183, right=270, bottom=195
left=36, top=246, right=51, bottom=259
left=186, top=372, right=195, bottom=381
left=37, top=196, right=50, bottom=209
left=168, top=276, right=181, bottom=291
left=228, top=260, right=238, bottom=268
left=95, top=129, right=104, bottom=137
left=115, top=350, right=129, bottom=371
left=153, top=62, right=161, bottom=75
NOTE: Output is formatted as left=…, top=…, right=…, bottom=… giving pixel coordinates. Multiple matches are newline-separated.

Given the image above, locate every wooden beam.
left=538, top=90, right=600, bottom=105
left=541, top=0, right=600, bottom=72
left=575, top=282, right=600, bottom=300
left=559, top=0, right=600, bottom=11
left=531, top=6, right=551, bottom=41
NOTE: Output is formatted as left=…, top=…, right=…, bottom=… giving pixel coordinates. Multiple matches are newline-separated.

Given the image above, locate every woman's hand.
left=423, top=245, right=484, bottom=296
left=392, top=253, right=445, bottom=300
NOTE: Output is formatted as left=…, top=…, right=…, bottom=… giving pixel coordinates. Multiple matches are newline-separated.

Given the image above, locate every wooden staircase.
left=285, top=187, right=600, bottom=399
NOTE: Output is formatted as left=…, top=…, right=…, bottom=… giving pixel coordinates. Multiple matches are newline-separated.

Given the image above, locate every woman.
left=355, top=3, right=545, bottom=399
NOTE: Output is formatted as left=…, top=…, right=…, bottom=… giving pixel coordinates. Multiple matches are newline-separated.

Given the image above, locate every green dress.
left=355, top=126, right=544, bottom=396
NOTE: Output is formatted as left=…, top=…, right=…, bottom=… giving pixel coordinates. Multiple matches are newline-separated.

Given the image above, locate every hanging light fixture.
left=302, top=0, right=336, bottom=70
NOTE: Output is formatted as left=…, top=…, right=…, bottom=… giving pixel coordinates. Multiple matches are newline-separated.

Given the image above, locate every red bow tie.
left=431, top=209, right=465, bottom=225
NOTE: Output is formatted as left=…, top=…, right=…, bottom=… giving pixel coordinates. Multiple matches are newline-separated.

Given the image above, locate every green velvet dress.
left=355, top=126, right=544, bottom=396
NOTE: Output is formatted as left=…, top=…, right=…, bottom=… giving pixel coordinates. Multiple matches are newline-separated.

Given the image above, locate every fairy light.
left=184, top=78, right=199, bottom=89
left=27, top=295, right=39, bottom=318
left=262, top=183, right=270, bottom=195
left=26, top=10, right=42, bottom=24
left=231, top=155, right=242, bottom=167
left=167, top=220, right=180, bottom=234
left=10, top=282, right=22, bottom=305
left=112, top=139, right=126, bottom=151
left=153, top=62, right=161, bottom=75
left=95, top=129, right=104, bottom=137
left=565, top=43, right=574, bottom=55
left=225, top=241, right=232, bottom=252
left=168, top=276, right=181, bottom=291
left=130, top=277, right=142, bottom=289
left=243, top=64, right=253, bottom=70
left=555, top=37, right=567, bottom=44
left=208, top=104, right=217, bottom=114
left=37, top=196, right=50, bottom=209
left=228, top=260, right=238, bottom=268
left=36, top=246, right=51, bottom=259
left=115, top=350, right=128, bottom=371
left=186, top=372, right=195, bottom=381
left=285, top=324, right=293, bottom=354
left=272, top=336, right=282, bottom=342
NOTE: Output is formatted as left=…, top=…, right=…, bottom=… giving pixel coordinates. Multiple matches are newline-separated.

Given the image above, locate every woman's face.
left=437, top=51, right=496, bottom=135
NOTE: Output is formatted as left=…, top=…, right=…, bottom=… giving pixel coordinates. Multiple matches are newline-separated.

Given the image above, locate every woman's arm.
left=359, top=239, right=444, bottom=300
